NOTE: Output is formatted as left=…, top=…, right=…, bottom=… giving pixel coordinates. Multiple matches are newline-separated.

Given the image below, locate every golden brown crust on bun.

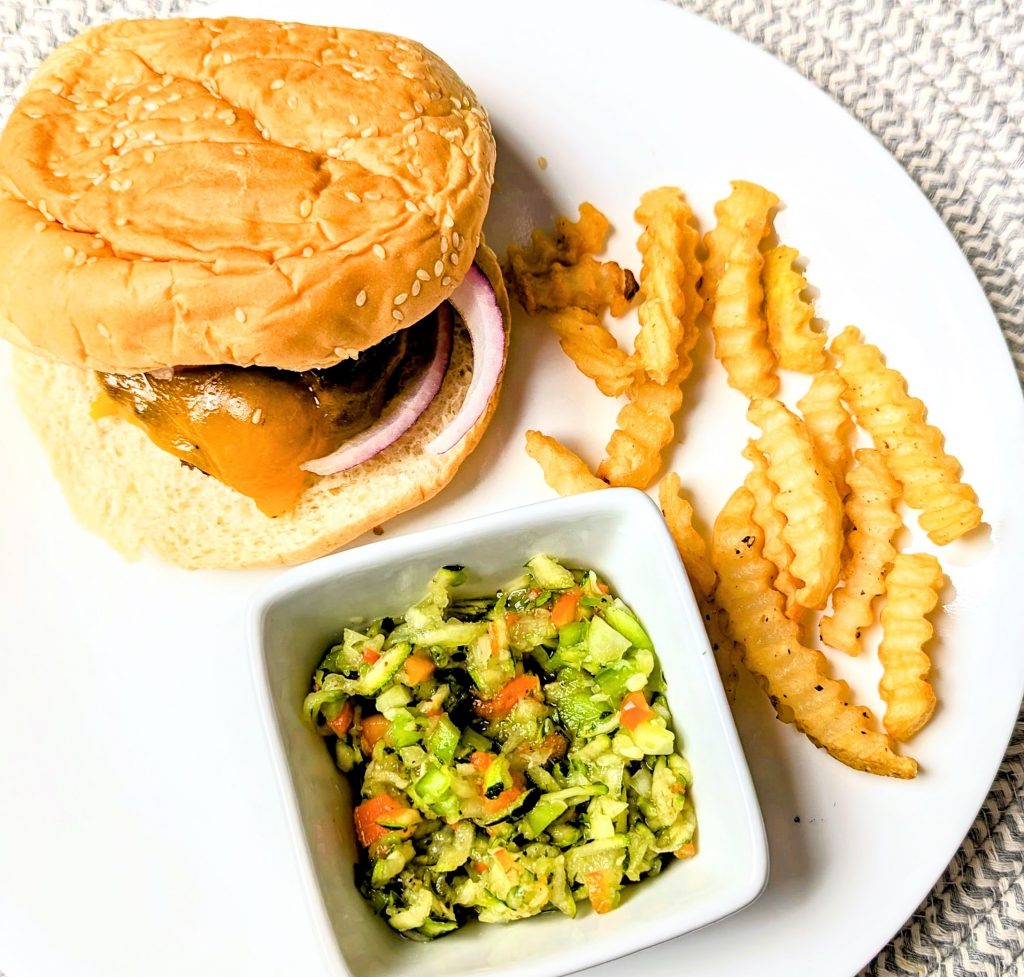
left=0, top=17, right=495, bottom=373
left=12, top=244, right=510, bottom=569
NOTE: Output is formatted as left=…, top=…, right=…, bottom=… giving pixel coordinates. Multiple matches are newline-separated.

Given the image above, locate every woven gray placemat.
left=2, top=1, right=1022, bottom=974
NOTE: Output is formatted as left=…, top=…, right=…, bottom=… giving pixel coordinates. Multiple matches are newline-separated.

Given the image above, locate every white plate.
left=0, top=2, right=1022, bottom=977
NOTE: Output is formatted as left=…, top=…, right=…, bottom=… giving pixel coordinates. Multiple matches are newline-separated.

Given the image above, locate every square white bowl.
left=248, top=488, right=767, bottom=977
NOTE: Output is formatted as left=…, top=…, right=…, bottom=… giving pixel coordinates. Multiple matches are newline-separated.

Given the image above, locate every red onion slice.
left=301, top=307, right=453, bottom=477
left=427, top=263, right=506, bottom=455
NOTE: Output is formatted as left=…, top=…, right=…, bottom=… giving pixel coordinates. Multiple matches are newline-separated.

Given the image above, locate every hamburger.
left=0, top=17, right=508, bottom=568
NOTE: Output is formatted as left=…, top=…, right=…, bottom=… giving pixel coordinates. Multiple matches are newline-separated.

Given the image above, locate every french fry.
left=762, top=245, right=828, bottom=373
left=797, top=370, right=854, bottom=498
left=747, top=398, right=843, bottom=610
left=507, top=255, right=639, bottom=316
left=702, top=181, right=779, bottom=311
left=819, top=450, right=902, bottom=655
left=659, top=472, right=716, bottom=597
left=712, top=487, right=917, bottom=778
left=597, top=362, right=686, bottom=489
left=832, top=326, right=982, bottom=545
left=633, top=187, right=704, bottom=385
left=505, top=202, right=611, bottom=275
left=524, top=431, right=607, bottom=496
left=741, top=442, right=801, bottom=616
left=707, top=193, right=779, bottom=398
left=702, top=598, right=741, bottom=702
left=545, top=307, right=636, bottom=397
left=659, top=472, right=740, bottom=700
left=878, top=553, right=944, bottom=741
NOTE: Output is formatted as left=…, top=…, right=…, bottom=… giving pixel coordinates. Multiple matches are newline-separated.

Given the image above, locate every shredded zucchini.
left=304, top=557, right=697, bottom=939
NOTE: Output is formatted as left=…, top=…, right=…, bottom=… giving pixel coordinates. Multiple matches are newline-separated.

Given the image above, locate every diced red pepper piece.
left=326, top=700, right=353, bottom=737
left=619, top=690, right=655, bottom=731
left=551, top=589, right=582, bottom=628
left=353, top=794, right=405, bottom=848
left=403, top=654, right=435, bottom=685
left=584, top=868, right=619, bottom=914
left=359, top=714, right=391, bottom=754
left=474, top=674, right=541, bottom=720
left=674, top=842, right=697, bottom=859
left=362, top=646, right=381, bottom=664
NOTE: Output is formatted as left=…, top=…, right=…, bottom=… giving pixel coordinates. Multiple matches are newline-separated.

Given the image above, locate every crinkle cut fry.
left=832, top=326, right=982, bottom=545
left=597, top=361, right=687, bottom=489
left=797, top=370, right=853, bottom=499
left=707, top=202, right=778, bottom=398
left=545, top=307, right=635, bottom=397
left=507, top=255, right=639, bottom=317
left=819, top=449, right=902, bottom=656
left=524, top=430, right=607, bottom=496
left=762, top=245, right=828, bottom=373
left=633, top=187, right=704, bottom=385
left=505, top=202, right=611, bottom=275
left=711, top=487, right=917, bottom=778
left=747, top=398, right=843, bottom=610
left=741, top=441, right=802, bottom=617
left=878, top=552, right=944, bottom=742
left=658, top=472, right=740, bottom=700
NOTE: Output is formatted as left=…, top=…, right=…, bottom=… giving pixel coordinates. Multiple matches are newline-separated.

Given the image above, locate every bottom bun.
left=13, top=248, right=508, bottom=569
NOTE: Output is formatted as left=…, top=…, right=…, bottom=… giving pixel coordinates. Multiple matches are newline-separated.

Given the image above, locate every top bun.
left=0, top=17, right=495, bottom=373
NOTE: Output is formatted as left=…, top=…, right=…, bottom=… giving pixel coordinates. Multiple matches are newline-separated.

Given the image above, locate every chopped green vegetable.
left=305, top=558, right=696, bottom=940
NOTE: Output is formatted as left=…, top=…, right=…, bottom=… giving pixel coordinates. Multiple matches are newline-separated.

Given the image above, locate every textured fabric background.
left=2, top=1, right=1022, bottom=974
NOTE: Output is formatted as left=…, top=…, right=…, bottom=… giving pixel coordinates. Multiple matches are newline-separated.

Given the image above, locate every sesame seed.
left=360, top=126, right=376, bottom=138
left=372, top=244, right=386, bottom=259
left=144, top=150, right=155, bottom=163
left=251, top=408, right=263, bottom=425
left=52, top=169, right=67, bottom=178
left=223, top=53, right=233, bottom=64
left=92, top=238, right=104, bottom=249
left=287, top=95, right=298, bottom=109
left=233, top=146, right=246, bottom=156
left=451, top=96, right=463, bottom=109
left=405, top=201, right=418, bottom=213
left=412, top=280, right=422, bottom=297
left=121, top=178, right=133, bottom=191
left=355, top=289, right=367, bottom=307
left=442, top=214, right=455, bottom=228
left=24, top=110, right=42, bottom=120
left=97, top=323, right=110, bottom=338
left=86, top=256, right=97, bottom=265
left=49, top=83, right=63, bottom=95
left=33, top=221, right=45, bottom=233
left=407, top=163, right=422, bottom=177
left=326, top=148, right=342, bottom=159
left=62, top=246, right=74, bottom=261
left=399, top=111, right=414, bottom=121
left=128, top=95, right=142, bottom=106
left=111, top=132, right=126, bottom=149
left=299, top=199, right=313, bottom=217
left=344, top=191, right=361, bottom=203
left=434, top=260, right=444, bottom=276
left=441, top=275, right=453, bottom=286
left=453, top=231, right=462, bottom=248
left=270, top=79, right=284, bottom=90
left=302, top=246, right=314, bottom=258
left=394, top=293, right=408, bottom=306
left=261, top=130, right=270, bottom=140
left=146, top=84, right=160, bottom=94
left=408, top=134, right=418, bottom=147
left=414, top=101, right=424, bottom=113
left=166, top=92, right=182, bottom=103
left=74, top=251, right=86, bottom=266
left=235, top=307, right=247, bottom=323
left=450, top=251, right=460, bottom=265
left=363, top=190, right=382, bottom=201
left=392, top=310, right=404, bottom=322
left=348, top=114, right=359, bottom=125
left=349, top=48, right=359, bottom=58
left=115, top=217, right=127, bottom=226
left=440, top=237, right=449, bottom=254
left=416, top=268, right=430, bottom=281
left=143, top=100, right=159, bottom=111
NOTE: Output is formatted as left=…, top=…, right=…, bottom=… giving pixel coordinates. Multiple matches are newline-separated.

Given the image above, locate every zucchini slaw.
left=304, top=556, right=696, bottom=939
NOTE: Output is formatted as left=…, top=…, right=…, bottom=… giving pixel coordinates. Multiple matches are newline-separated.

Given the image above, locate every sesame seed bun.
left=12, top=242, right=509, bottom=569
left=0, top=17, right=495, bottom=373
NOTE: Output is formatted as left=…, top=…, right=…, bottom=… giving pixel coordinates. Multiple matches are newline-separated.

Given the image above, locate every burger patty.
left=93, top=314, right=440, bottom=517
